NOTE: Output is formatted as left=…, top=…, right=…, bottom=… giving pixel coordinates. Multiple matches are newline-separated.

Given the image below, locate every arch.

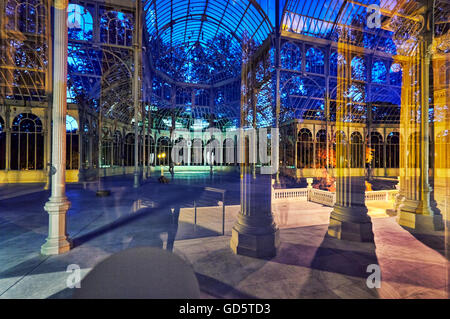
left=315, top=129, right=328, bottom=168
left=368, top=131, right=384, bottom=169
left=351, top=56, right=367, bottom=81
left=350, top=131, right=364, bottom=168
left=297, top=128, right=313, bottom=168
left=11, top=113, right=44, bottom=170
left=66, top=115, right=79, bottom=169
left=113, top=130, right=123, bottom=166
left=124, top=133, right=135, bottom=166
left=68, top=3, right=93, bottom=41
left=100, top=10, right=134, bottom=46
left=334, top=130, right=347, bottom=168
left=386, top=132, right=399, bottom=168
left=305, top=47, right=325, bottom=74
left=195, top=89, right=209, bottom=107
left=5, top=0, right=46, bottom=34
left=372, top=60, right=387, bottom=83
left=223, top=137, right=236, bottom=165
left=0, top=116, right=5, bottom=169
left=191, top=138, right=203, bottom=166
left=280, top=42, right=302, bottom=71
left=157, top=136, right=171, bottom=166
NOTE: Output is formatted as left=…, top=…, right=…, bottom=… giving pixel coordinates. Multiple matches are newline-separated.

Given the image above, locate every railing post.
left=222, top=193, right=225, bottom=236
left=194, top=200, right=197, bottom=230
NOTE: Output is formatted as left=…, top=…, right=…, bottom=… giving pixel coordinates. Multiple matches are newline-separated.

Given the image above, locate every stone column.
left=231, top=170, right=279, bottom=257
left=397, top=26, right=444, bottom=231
left=327, top=37, right=373, bottom=242
left=41, top=0, right=71, bottom=255
left=230, top=7, right=280, bottom=257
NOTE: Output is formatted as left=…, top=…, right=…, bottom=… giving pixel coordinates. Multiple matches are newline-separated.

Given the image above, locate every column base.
left=41, top=237, right=72, bottom=255
left=397, top=211, right=444, bottom=231
left=230, top=227, right=280, bottom=258
left=328, top=207, right=374, bottom=242
left=42, top=198, right=72, bottom=255
left=398, top=198, right=444, bottom=231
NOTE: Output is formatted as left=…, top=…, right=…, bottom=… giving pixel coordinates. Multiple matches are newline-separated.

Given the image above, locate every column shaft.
left=41, top=0, right=71, bottom=255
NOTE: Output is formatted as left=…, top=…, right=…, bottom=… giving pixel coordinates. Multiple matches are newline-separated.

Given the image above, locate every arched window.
left=280, top=42, right=301, bottom=71
left=305, top=47, right=325, bottom=74
left=11, top=113, right=44, bottom=170
left=176, top=88, right=192, bottom=105
left=191, top=138, right=203, bottom=166
left=386, top=132, right=399, bottom=168
left=223, top=138, right=236, bottom=166
left=351, top=56, right=367, bottom=81
left=66, top=115, right=79, bottom=170
left=330, top=52, right=346, bottom=77
left=157, top=137, right=171, bottom=166
left=372, top=61, right=387, bottom=83
left=100, top=11, right=133, bottom=46
left=0, top=116, right=5, bottom=169
left=350, top=132, right=363, bottom=168
left=335, top=131, right=347, bottom=168
left=124, top=133, right=135, bottom=166
left=68, top=4, right=93, bottom=41
left=315, top=129, right=328, bottom=168
left=297, top=128, right=313, bottom=168
left=195, top=89, right=210, bottom=106
left=369, top=132, right=384, bottom=168
left=389, top=63, right=403, bottom=86
left=6, top=0, right=46, bottom=34
left=145, top=135, right=155, bottom=166
left=112, top=131, right=122, bottom=166
left=101, top=127, right=112, bottom=167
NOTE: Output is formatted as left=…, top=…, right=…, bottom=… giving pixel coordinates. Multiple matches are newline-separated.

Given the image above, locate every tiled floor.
left=0, top=173, right=448, bottom=299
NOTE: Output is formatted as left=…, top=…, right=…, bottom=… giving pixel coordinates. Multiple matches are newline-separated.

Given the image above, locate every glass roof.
left=143, top=0, right=273, bottom=85
left=280, top=0, right=445, bottom=56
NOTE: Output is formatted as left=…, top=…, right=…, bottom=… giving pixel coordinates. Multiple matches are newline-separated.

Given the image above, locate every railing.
left=273, top=187, right=398, bottom=207
left=365, top=190, right=398, bottom=201
left=272, top=188, right=309, bottom=202
left=308, top=188, right=336, bottom=207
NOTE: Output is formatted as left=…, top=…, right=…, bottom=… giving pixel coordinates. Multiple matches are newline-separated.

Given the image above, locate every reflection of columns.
left=397, top=34, right=444, bottom=231
left=327, top=37, right=373, bottom=242
left=231, top=167, right=279, bottom=257
left=5, top=107, right=11, bottom=171
left=41, top=0, right=71, bottom=255
left=133, top=0, right=142, bottom=188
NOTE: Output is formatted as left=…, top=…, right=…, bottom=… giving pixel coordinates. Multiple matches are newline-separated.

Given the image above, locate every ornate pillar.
left=397, top=7, right=444, bottom=231
left=41, top=0, right=71, bottom=255
left=230, top=4, right=280, bottom=258
left=327, top=34, right=373, bottom=242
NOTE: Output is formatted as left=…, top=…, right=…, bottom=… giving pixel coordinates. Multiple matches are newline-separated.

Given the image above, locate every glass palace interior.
left=0, top=0, right=449, bottom=300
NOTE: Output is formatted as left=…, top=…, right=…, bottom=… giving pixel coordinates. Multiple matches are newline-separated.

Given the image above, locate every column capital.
left=54, top=0, right=68, bottom=10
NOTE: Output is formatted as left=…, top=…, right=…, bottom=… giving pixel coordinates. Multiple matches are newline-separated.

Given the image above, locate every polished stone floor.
left=0, top=173, right=448, bottom=299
